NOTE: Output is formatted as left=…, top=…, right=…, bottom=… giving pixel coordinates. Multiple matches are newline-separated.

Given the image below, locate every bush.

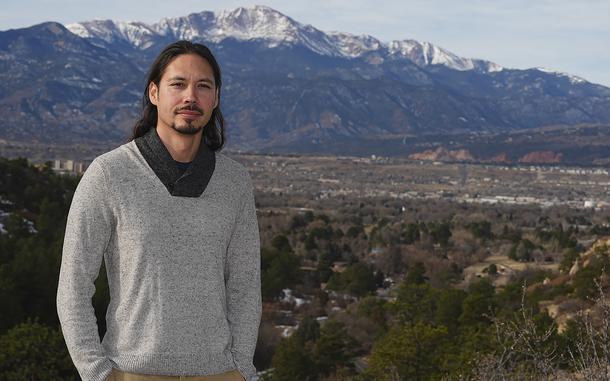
left=0, top=319, right=77, bottom=381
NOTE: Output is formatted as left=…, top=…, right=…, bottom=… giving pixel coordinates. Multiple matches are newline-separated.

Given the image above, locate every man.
left=57, top=41, right=261, bottom=381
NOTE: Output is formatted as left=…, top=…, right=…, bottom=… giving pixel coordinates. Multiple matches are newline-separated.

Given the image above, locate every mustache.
left=175, top=104, right=204, bottom=114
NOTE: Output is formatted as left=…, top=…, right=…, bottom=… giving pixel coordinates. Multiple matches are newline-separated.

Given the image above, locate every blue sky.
left=2, top=0, right=609, bottom=87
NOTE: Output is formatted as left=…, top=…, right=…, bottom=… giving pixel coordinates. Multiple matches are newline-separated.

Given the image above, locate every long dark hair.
left=130, top=40, right=225, bottom=151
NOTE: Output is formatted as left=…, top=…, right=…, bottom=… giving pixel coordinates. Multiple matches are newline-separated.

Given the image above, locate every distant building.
left=51, top=159, right=89, bottom=175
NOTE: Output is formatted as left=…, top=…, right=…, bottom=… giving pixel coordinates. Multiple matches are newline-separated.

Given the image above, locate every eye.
left=170, top=82, right=185, bottom=88
left=198, top=83, right=211, bottom=89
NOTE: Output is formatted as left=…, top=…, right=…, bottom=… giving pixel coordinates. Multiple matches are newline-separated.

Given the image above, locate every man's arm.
left=225, top=173, right=262, bottom=381
left=57, top=160, right=115, bottom=381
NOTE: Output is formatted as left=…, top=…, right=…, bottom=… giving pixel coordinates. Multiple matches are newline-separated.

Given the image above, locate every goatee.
left=171, top=122, right=202, bottom=135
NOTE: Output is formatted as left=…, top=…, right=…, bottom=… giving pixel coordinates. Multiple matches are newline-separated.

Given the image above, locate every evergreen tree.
left=269, top=335, right=316, bottom=381
left=295, top=316, right=320, bottom=343
left=364, top=322, right=451, bottom=381
left=459, top=278, right=496, bottom=328
left=314, top=320, right=359, bottom=377
left=326, top=262, right=376, bottom=297
left=261, top=247, right=301, bottom=301
left=0, top=319, right=77, bottom=381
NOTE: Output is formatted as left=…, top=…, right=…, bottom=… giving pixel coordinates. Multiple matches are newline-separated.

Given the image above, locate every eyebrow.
left=167, top=76, right=215, bottom=85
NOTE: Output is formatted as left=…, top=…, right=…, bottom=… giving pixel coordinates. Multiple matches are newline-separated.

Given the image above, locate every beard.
left=171, top=120, right=203, bottom=135
left=171, top=104, right=206, bottom=135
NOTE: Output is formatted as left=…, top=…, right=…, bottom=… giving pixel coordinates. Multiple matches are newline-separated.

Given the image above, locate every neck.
left=156, top=125, right=202, bottom=163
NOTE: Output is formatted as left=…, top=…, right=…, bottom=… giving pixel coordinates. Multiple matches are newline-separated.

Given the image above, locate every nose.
left=183, top=84, right=198, bottom=103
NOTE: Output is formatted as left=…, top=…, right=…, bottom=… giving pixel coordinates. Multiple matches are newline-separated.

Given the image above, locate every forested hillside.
left=1, top=157, right=610, bottom=380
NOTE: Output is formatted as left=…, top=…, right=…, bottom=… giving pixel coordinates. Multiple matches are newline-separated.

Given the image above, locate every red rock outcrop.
left=518, top=151, right=563, bottom=164
left=488, top=153, right=511, bottom=163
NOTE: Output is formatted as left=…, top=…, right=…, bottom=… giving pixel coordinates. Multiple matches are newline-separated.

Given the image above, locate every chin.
left=171, top=124, right=203, bottom=136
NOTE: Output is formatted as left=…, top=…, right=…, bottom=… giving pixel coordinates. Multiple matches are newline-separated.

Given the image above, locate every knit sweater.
left=56, top=132, right=261, bottom=381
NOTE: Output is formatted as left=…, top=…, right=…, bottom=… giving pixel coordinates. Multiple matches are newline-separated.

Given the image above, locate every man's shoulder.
left=91, top=141, right=137, bottom=170
left=216, top=152, right=251, bottom=179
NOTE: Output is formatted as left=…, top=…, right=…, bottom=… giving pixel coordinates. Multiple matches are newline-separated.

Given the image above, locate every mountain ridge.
left=1, top=5, right=609, bottom=162
left=66, top=5, right=504, bottom=74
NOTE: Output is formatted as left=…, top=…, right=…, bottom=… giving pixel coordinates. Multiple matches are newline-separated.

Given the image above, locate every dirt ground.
left=462, top=254, right=560, bottom=288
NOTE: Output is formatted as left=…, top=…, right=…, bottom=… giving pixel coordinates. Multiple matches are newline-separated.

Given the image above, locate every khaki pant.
left=106, top=368, right=245, bottom=381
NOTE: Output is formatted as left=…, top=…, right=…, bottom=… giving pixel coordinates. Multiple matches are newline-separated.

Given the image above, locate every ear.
left=213, top=88, right=219, bottom=109
left=149, top=82, right=159, bottom=106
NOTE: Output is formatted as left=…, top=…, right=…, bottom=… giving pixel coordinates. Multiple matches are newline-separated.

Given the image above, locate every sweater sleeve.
left=225, top=173, right=262, bottom=381
left=57, top=160, right=115, bottom=381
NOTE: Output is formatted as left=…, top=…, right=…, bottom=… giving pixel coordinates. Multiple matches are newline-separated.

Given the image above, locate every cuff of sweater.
left=231, top=351, right=256, bottom=381
left=80, top=358, right=114, bottom=381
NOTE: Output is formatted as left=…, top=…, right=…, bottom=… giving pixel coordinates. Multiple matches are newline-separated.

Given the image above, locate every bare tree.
left=565, top=276, right=610, bottom=381
left=471, top=281, right=561, bottom=381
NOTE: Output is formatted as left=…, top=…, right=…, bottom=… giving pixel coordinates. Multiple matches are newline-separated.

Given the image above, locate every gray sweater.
left=56, top=138, right=261, bottom=381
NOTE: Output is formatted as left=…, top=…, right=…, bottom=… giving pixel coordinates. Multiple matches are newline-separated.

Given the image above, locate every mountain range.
left=1, top=5, right=609, bottom=163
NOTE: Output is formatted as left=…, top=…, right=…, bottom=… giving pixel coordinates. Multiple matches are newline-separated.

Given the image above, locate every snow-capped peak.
left=155, top=5, right=344, bottom=56
left=67, top=19, right=158, bottom=48
left=387, top=40, right=503, bottom=73
left=215, top=5, right=302, bottom=41
left=326, top=32, right=383, bottom=58
left=154, top=5, right=306, bottom=43
left=66, top=5, right=504, bottom=73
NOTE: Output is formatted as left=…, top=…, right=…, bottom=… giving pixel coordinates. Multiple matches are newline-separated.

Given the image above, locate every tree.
left=487, top=263, right=498, bottom=276
left=314, top=320, right=359, bottom=377
left=261, top=247, right=301, bottom=301
left=376, top=246, right=403, bottom=275
left=269, top=335, right=317, bottom=381
left=304, top=234, right=318, bottom=250
left=435, top=288, right=467, bottom=335
left=326, top=262, right=377, bottom=297
left=429, top=221, right=452, bottom=248
left=346, top=224, right=363, bottom=238
left=317, top=245, right=342, bottom=284
left=405, top=262, right=427, bottom=285
left=0, top=158, right=78, bottom=334
left=559, top=248, right=580, bottom=273
left=393, top=282, right=437, bottom=325
left=271, top=234, right=292, bottom=253
left=402, top=222, right=420, bottom=244
left=508, top=239, right=536, bottom=262
left=467, top=220, right=494, bottom=241
left=357, top=296, right=388, bottom=330
left=290, top=212, right=313, bottom=230
left=501, top=225, right=522, bottom=243
left=572, top=259, right=609, bottom=299
left=364, top=322, right=451, bottom=381
left=0, top=319, right=77, bottom=381
left=459, top=278, right=496, bottom=328
left=309, top=225, right=333, bottom=241
left=295, top=316, right=320, bottom=343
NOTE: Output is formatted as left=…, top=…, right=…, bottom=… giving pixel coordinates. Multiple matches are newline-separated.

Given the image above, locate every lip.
left=177, top=111, right=202, bottom=119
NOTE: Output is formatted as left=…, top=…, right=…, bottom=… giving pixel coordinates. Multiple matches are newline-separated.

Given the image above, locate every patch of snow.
left=280, top=288, right=310, bottom=307
left=326, top=31, right=382, bottom=58
left=387, top=39, right=501, bottom=72
left=534, top=67, right=587, bottom=84
left=67, top=19, right=157, bottom=48
left=276, top=325, right=297, bottom=338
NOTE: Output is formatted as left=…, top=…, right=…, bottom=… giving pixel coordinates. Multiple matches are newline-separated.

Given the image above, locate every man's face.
left=149, top=53, right=219, bottom=136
